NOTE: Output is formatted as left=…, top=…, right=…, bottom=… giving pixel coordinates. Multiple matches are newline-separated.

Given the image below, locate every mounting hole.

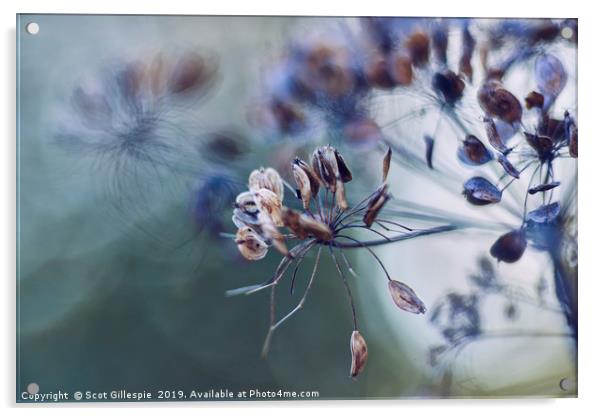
left=26, top=22, right=40, bottom=35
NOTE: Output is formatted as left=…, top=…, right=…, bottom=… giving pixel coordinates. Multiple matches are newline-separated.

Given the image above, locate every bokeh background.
left=17, top=14, right=576, bottom=400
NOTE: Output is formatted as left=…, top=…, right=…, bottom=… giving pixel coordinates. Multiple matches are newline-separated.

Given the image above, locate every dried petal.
left=424, top=136, right=435, bottom=169
left=528, top=181, right=560, bottom=195
left=463, top=177, right=502, bottom=205
left=382, top=147, right=392, bottom=183
left=535, top=54, right=567, bottom=99
left=527, top=202, right=561, bottom=224
left=490, top=230, right=527, bottom=263
left=249, top=167, right=284, bottom=202
left=388, top=280, right=426, bottom=314
left=235, top=227, right=269, bottom=261
left=350, top=330, right=368, bottom=379
left=253, top=188, right=283, bottom=227
left=432, top=70, right=465, bottom=105
left=363, top=184, right=391, bottom=227
left=405, top=31, right=430, bottom=67
left=292, top=158, right=320, bottom=196
left=478, top=81, right=522, bottom=124
left=497, top=154, right=520, bottom=179
left=458, top=135, right=493, bottom=166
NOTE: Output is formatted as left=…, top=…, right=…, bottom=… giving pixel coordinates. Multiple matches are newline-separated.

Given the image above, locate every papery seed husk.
left=293, top=158, right=320, bottom=196
left=478, top=81, right=522, bottom=124
left=249, top=167, right=284, bottom=202
left=382, top=147, right=392, bottom=183
left=334, top=149, right=353, bottom=183
left=463, top=177, right=502, bottom=205
left=490, top=230, right=527, bottom=263
left=312, top=147, right=338, bottom=192
left=292, top=163, right=312, bottom=210
left=388, top=280, right=426, bottom=314
left=350, top=330, right=368, bottom=379
left=363, top=184, right=391, bottom=227
left=281, top=207, right=307, bottom=239
left=235, top=227, right=269, bottom=261
left=335, top=179, right=349, bottom=211
left=253, top=188, right=284, bottom=227
left=483, top=116, right=508, bottom=154
left=258, top=212, right=288, bottom=256
left=298, top=214, right=333, bottom=241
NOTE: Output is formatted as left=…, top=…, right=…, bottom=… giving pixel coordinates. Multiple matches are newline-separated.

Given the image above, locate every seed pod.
left=299, top=214, right=333, bottom=242
left=292, top=158, right=320, bottom=211
left=405, top=31, right=430, bottom=67
left=463, top=177, right=502, bottom=205
left=249, top=167, right=284, bottom=202
left=350, top=330, right=368, bottom=379
left=293, top=158, right=320, bottom=195
left=490, top=230, right=527, bottom=263
left=478, top=81, right=522, bottom=124
left=525, top=91, right=545, bottom=110
left=459, top=24, right=475, bottom=82
left=524, top=132, right=554, bottom=160
left=335, top=179, right=349, bottom=211
left=391, top=54, right=413, bottom=86
left=527, top=202, right=561, bottom=224
left=388, top=280, right=426, bottom=314
left=258, top=211, right=288, bottom=256
left=528, top=181, right=560, bottom=195
left=432, top=70, right=465, bottom=105
left=233, top=191, right=260, bottom=226
left=457, top=135, right=493, bottom=166
left=253, top=188, right=283, bottom=227
left=424, top=135, right=435, bottom=169
left=281, top=207, right=307, bottom=239
left=535, top=54, right=567, bottom=99
left=235, top=227, right=269, bottom=261
left=432, top=22, right=448, bottom=65
left=569, top=125, right=578, bottom=158
left=382, top=147, right=392, bottom=183
left=311, top=146, right=352, bottom=193
left=497, top=154, right=520, bottom=179
left=483, top=116, right=509, bottom=154
left=363, top=184, right=391, bottom=227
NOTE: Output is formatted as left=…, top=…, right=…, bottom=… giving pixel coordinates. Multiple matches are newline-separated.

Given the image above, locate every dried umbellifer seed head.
left=311, top=145, right=352, bottom=193
left=235, top=227, right=269, bottom=261
left=478, top=81, right=523, bottom=124
left=388, top=280, right=426, bottom=314
left=490, top=229, right=527, bottom=263
left=463, top=176, right=502, bottom=205
left=363, top=184, right=391, bottom=227
left=350, top=330, right=368, bottom=379
left=248, top=167, right=284, bottom=202
left=253, top=188, right=283, bottom=227
left=524, top=132, right=554, bottom=161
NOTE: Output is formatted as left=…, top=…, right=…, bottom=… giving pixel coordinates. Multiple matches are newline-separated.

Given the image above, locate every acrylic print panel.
left=16, top=14, right=577, bottom=402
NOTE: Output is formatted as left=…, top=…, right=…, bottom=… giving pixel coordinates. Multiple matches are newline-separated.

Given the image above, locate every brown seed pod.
left=525, top=91, right=545, bottom=110
left=311, top=146, right=352, bottom=193
left=235, top=227, right=269, bottom=261
left=388, top=280, right=426, bottom=314
left=391, top=54, right=413, bottom=86
left=405, top=31, right=430, bottom=68
left=458, top=135, right=493, bottom=166
left=382, top=147, right=392, bottom=183
left=281, top=207, right=307, bottom=239
left=253, top=188, right=283, bottom=227
left=432, top=70, right=465, bottom=105
left=258, top=212, right=288, bottom=256
left=363, top=184, right=391, bottom=227
left=292, top=161, right=312, bottom=211
left=249, top=167, right=284, bottom=202
left=478, top=81, right=523, bottom=124
left=350, top=330, right=368, bottom=379
left=490, top=230, right=527, bottom=263
left=299, top=213, right=333, bottom=241
left=335, top=179, right=349, bottom=211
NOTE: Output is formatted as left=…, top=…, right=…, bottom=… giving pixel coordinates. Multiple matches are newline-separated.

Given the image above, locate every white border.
left=3, top=1, right=598, bottom=414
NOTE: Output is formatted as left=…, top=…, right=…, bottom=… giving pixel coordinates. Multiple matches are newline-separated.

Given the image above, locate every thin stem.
left=334, top=235, right=392, bottom=280
left=331, top=225, right=457, bottom=249
left=329, top=246, right=358, bottom=330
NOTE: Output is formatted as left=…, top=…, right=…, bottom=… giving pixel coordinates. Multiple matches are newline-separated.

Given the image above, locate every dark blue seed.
left=528, top=181, right=561, bottom=195
left=424, top=135, right=435, bottom=169
left=527, top=202, right=561, bottom=224
left=463, top=177, right=502, bottom=205
left=490, top=230, right=527, bottom=263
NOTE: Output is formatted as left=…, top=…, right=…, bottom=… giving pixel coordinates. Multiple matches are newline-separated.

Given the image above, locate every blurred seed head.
left=490, top=229, right=527, bottom=263
left=463, top=177, right=502, bottom=205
